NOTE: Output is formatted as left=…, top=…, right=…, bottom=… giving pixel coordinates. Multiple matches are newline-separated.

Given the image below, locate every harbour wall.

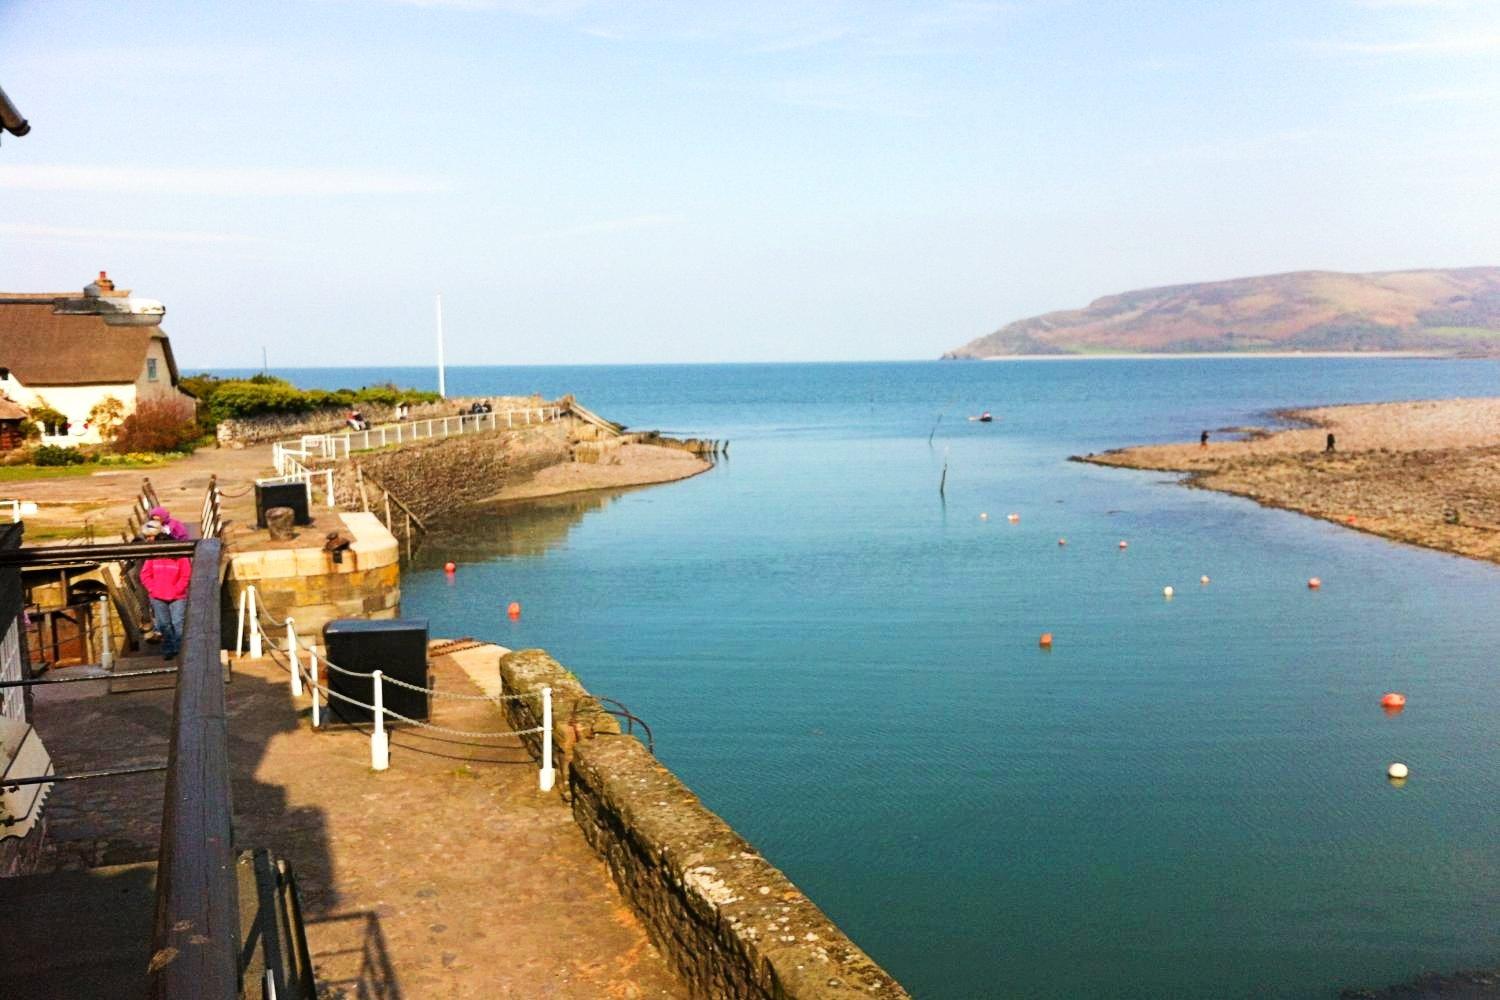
left=215, top=395, right=545, bottom=446
left=498, top=648, right=911, bottom=1000
left=330, top=424, right=571, bottom=522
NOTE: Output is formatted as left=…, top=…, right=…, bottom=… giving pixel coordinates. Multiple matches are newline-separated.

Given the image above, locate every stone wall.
left=498, top=649, right=911, bottom=1000
left=333, top=424, right=571, bottom=523
left=223, top=512, right=400, bottom=638
left=215, top=395, right=545, bottom=446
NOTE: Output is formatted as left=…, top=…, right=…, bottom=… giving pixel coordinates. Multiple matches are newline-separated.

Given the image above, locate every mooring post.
left=235, top=589, right=247, bottom=658
left=309, top=648, right=320, bottom=729
left=286, top=618, right=302, bottom=696
left=371, top=670, right=390, bottom=771
left=97, top=594, right=113, bottom=670
left=248, top=588, right=262, bottom=659
left=539, top=686, right=555, bottom=792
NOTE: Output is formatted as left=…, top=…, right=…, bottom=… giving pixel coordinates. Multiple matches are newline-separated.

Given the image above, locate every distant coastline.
left=965, top=350, right=1450, bottom=361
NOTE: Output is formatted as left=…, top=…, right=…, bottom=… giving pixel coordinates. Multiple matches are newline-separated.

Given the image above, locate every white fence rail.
left=271, top=406, right=562, bottom=476
left=235, top=586, right=555, bottom=790
left=2, top=499, right=39, bottom=523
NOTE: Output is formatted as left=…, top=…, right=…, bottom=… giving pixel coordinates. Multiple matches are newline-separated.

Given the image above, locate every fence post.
left=539, top=686, right=555, bottom=791
left=235, top=589, right=247, bottom=657
left=248, top=588, right=262, bottom=659
left=371, top=670, right=390, bottom=771
left=286, top=618, right=302, bottom=696
left=97, top=595, right=113, bottom=670
left=309, top=648, right=320, bottom=729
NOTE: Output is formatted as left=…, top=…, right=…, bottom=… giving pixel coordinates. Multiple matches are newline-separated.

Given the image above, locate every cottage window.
left=147, top=358, right=159, bottom=381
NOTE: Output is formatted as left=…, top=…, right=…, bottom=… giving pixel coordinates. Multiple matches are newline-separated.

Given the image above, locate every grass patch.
left=0, top=460, right=164, bottom=482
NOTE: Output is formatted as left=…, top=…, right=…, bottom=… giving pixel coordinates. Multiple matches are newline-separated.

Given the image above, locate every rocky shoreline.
left=1075, top=397, right=1500, bottom=565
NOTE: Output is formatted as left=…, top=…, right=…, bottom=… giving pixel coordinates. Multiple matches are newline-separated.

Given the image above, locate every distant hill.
left=944, top=268, right=1500, bottom=358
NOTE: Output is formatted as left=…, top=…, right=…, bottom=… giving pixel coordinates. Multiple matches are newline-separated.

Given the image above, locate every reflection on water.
left=412, top=490, right=625, bottom=568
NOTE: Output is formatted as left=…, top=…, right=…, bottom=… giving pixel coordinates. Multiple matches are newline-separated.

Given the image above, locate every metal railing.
left=270, top=406, right=562, bottom=475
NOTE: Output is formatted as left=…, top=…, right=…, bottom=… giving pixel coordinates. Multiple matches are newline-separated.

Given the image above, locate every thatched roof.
left=0, top=301, right=180, bottom=386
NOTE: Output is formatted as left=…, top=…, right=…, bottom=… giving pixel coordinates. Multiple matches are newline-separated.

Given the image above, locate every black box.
left=322, top=618, right=430, bottom=725
left=255, top=481, right=312, bottom=528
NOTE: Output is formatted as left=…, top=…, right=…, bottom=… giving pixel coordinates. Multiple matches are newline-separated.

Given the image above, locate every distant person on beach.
left=1325, top=432, right=1336, bottom=453
left=348, top=409, right=368, bottom=431
left=1200, top=430, right=1209, bottom=448
left=140, top=518, right=192, bottom=660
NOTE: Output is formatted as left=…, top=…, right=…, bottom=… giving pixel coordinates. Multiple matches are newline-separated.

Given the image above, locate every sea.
left=228, top=359, right=1500, bottom=999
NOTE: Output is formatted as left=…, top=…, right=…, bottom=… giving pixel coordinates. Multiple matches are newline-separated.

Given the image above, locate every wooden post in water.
left=383, top=492, right=393, bottom=531
left=404, top=511, right=412, bottom=561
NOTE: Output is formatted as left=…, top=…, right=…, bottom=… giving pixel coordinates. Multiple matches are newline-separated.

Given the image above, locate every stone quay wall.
left=332, top=424, right=571, bottom=523
left=215, top=395, right=545, bottom=446
left=498, top=649, right=911, bottom=1000
left=223, top=512, right=400, bottom=638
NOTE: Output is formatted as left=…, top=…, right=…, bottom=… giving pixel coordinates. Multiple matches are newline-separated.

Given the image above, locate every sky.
left=3, top=0, right=1500, bottom=368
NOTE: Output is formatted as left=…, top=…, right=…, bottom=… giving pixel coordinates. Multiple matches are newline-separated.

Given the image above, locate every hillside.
left=945, top=267, right=1500, bottom=358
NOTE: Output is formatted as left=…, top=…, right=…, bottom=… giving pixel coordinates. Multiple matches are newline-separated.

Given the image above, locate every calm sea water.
left=245, top=360, right=1500, bottom=999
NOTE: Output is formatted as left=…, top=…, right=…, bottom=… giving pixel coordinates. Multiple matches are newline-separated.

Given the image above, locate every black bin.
left=255, top=481, right=312, bottom=528
left=323, top=618, right=430, bottom=725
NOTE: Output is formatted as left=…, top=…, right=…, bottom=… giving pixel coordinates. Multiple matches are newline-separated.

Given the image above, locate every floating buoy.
left=1307, top=577, right=1321, bottom=590
left=1200, top=575, right=1210, bottom=585
left=1058, top=538, right=1067, bottom=546
left=1381, top=692, right=1407, bottom=709
left=1007, top=513, right=1019, bottom=523
left=1038, top=632, right=1053, bottom=648
left=507, top=601, right=521, bottom=618
left=1162, top=586, right=1174, bottom=598
left=980, top=512, right=989, bottom=521
left=1387, top=762, right=1409, bottom=780
left=1118, top=540, right=1128, bottom=549
left=444, top=561, right=456, bottom=574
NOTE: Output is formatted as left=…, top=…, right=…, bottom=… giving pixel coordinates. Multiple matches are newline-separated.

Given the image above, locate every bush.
left=177, top=373, right=441, bottom=431
left=33, top=444, right=87, bottom=466
left=113, top=399, right=200, bottom=454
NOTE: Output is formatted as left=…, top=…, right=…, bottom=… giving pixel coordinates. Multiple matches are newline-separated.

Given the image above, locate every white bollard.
left=371, top=670, right=390, bottom=771
left=286, top=618, right=302, bottom=696
left=248, top=588, right=262, bottom=659
left=309, top=649, right=320, bottom=729
left=235, top=590, right=247, bottom=657
left=97, top=595, right=113, bottom=670
left=539, top=686, right=556, bottom=792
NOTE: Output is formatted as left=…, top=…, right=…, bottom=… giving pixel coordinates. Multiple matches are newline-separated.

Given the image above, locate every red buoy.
left=1118, top=540, right=1128, bottom=550
left=1381, top=692, right=1406, bottom=710
left=1039, top=632, right=1053, bottom=649
left=1308, top=577, right=1322, bottom=590
left=507, top=601, right=521, bottom=618
left=444, top=561, right=456, bottom=574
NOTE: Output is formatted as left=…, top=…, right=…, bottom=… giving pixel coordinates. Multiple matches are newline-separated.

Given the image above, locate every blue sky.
left=2, top=0, right=1499, bottom=367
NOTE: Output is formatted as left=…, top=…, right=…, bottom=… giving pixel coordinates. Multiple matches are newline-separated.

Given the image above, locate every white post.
left=309, top=648, right=320, bottom=729
left=396, top=424, right=403, bottom=444
left=97, top=595, right=113, bottom=670
left=235, top=589, right=247, bottom=657
left=248, top=588, right=262, bottom=659
left=435, top=292, right=447, bottom=399
left=325, top=469, right=335, bottom=508
left=507, top=411, right=513, bottom=428
left=539, top=686, right=555, bottom=792
left=371, top=670, right=390, bottom=771
left=286, top=618, right=302, bottom=696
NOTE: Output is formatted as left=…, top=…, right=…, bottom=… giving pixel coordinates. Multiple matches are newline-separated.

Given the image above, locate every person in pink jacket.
left=148, top=505, right=192, bottom=541
left=140, top=519, right=193, bottom=659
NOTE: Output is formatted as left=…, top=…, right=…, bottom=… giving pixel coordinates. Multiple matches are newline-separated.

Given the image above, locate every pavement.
left=13, top=645, right=687, bottom=999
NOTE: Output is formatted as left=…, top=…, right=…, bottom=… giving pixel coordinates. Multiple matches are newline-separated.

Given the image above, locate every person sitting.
left=481, top=400, right=493, bottom=413
left=148, top=505, right=191, bottom=540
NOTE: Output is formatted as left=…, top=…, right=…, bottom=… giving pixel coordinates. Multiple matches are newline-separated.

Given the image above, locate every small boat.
left=967, top=410, right=994, bottom=423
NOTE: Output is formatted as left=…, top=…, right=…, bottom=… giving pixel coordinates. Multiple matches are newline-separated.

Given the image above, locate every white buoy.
left=980, top=512, right=989, bottom=521
left=1118, top=540, right=1128, bottom=549
left=1200, top=575, right=1210, bottom=585
left=1162, top=586, right=1174, bottom=598
left=1387, top=762, right=1409, bottom=780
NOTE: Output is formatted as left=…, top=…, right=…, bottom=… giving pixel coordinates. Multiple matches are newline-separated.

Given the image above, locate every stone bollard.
left=266, top=506, right=297, bottom=541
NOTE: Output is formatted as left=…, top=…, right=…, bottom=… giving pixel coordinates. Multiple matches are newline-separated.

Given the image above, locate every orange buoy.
left=1307, top=577, right=1321, bottom=590
left=1039, top=632, right=1053, bottom=648
left=1118, top=540, right=1128, bottom=549
left=1058, top=538, right=1067, bottom=546
left=507, top=601, right=521, bottom=618
left=1381, top=692, right=1406, bottom=709
left=1007, top=513, right=1019, bottom=523
left=444, top=561, right=456, bottom=574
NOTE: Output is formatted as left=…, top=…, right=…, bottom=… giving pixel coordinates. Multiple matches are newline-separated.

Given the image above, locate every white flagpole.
left=435, top=292, right=447, bottom=399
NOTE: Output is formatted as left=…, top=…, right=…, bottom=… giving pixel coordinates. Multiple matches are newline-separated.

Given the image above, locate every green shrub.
left=179, top=373, right=440, bottom=427
left=33, top=444, right=87, bottom=466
